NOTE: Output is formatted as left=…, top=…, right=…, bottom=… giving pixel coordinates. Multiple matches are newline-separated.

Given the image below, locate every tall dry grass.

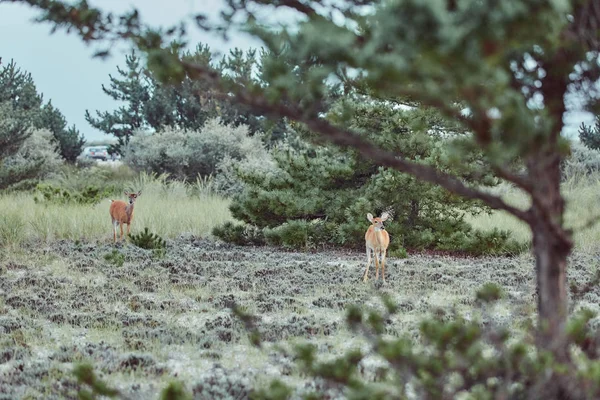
left=0, top=170, right=232, bottom=246
left=468, top=173, right=600, bottom=253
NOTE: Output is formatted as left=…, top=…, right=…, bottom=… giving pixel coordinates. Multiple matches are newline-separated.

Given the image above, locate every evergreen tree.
left=85, top=50, right=149, bottom=153
left=579, top=116, right=600, bottom=151
left=0, top=59, right=43, bottom=114
left=0, top=59, right=41, bottom=165
left=37, top=101, right=84, bottom=163
left=230, top=100, right=516, bottom=253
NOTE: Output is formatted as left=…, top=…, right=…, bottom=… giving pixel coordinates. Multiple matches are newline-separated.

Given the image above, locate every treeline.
left=85, top=46, right=286, bottom=155
left=0, top=59, right=84, bottom=189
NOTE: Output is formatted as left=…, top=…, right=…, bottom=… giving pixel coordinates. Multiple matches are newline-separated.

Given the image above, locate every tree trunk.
left=529, top=155, right=572, bottom=353
left=531, top=221, right=570, bottom=351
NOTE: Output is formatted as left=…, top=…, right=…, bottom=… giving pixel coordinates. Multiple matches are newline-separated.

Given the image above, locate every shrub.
left=561, top=141, right=600, bottom=182
left=123, top=118, right=272, bottom=193
left=212, top=222, right=266, bottom=246
left=0, top=129, right=63, bottom=190
left=103, top=250, right=125, bottom=267
left=221, top=102, right=524, bottom=255
left=129, top=227, right=166, bottom=250
left=33, top=183, right=113, bottom=205
left=263, top=219, right=337, bottom=250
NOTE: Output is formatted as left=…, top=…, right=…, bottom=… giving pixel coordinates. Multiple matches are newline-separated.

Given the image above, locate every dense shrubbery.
left=214, top=102, right=524, bottom=256
left=0, top=128, right=63, bottom=190
left=124, top=118, right=272, bottom=194
left=561, top=141, right=600, bottom=181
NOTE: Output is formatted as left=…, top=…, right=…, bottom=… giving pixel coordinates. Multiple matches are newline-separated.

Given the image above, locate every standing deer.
left=109, top=191, right=141, bottom=243
left=363, top=212, right=390, bottom=283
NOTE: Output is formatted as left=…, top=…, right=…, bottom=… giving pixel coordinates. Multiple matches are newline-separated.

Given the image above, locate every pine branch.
left=180, top=60, right=533, bottom=224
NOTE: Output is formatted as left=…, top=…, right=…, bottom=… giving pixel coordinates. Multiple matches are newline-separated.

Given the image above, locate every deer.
left=109, top=191, right=141, bottom=243
left=363, top=212, right=390, bottom=283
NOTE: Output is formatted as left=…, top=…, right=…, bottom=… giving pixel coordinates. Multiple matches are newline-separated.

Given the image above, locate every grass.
left=0, top=171, right=232, bottom=246
left=3, top=164, right=600, bottom=252
left=468, top=174, right=600, bottom=253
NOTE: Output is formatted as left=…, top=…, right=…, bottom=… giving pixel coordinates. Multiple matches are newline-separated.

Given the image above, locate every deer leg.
left=381, top=250, right=387, bottom=284
left=119, top=223, right=124, bottom=241
left=126, top=223, right=131, bottom=236
left=363, top=248, right=372, bottom=282
left=375, top=250, right=380, bottom=280
left=112, top=220, right=117, bottom=243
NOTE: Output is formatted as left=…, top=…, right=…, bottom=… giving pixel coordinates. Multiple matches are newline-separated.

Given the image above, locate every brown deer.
left=363, top=212, right=390, bottom=283
left=109, top=191, right=141, bottom=243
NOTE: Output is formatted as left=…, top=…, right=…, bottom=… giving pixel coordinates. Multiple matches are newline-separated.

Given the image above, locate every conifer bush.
left=220, top=102, right=523, bottom=255
left=129, top=227, right=167, bottom=251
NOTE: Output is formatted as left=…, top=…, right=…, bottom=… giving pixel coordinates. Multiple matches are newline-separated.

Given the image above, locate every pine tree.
left=85, top=50, right=149, bottom=153
left=36, top=101, right=84, bottom=163
left=230, top=100, right=516, bottom=254
left=579, top=116, right=600, bottom=151
left=0, top=59, right=41, bottom=163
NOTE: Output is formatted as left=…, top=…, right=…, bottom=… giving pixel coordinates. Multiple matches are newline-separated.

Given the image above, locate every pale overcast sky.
left=0, top=1, right=594, bottom=142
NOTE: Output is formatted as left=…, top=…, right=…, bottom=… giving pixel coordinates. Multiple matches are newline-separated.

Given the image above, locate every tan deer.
left=363, top=212, right=390, bottom=283
left=109, top=191, right=141, bottom=243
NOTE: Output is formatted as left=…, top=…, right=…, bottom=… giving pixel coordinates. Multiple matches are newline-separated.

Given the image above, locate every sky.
left=0, top=1, right=595, bottom=142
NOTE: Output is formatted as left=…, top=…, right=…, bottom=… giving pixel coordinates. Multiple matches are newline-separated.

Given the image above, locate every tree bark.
left=531, top=221, right=570, bottom=348
left=528, top=154, right=572, bottom=353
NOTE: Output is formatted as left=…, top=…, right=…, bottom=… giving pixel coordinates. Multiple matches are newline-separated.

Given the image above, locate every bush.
left=0, top=129, right=63, bottom=190
left=33, top=183, right=113, bottom=205
left=124, top=118, right=272, bottom=193
left=561, top=141, right=600, bottom=182
left=212, top=222, right=266, bottom=246
left=263, top=219, right=337, bottom=250
left=129, top=227, right=166, bottom=250
left=221, top=102, right=524, bottom=256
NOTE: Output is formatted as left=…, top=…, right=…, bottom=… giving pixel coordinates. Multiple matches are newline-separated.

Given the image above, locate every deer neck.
left=125, top=203, right=135, bottom=219
left=374, top=228, right=386, bottom=244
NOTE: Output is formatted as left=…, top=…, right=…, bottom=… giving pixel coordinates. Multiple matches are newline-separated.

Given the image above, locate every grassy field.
left=0, top=172, right=231, bottom=246
left=468, top=174, right=600, bottom=253
left=1, top=171, right=600, bottom=398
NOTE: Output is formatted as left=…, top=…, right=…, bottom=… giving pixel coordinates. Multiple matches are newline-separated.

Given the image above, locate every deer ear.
left=137, top=191, right=142, bottom=196
left=367, top=213, right=374, bottom=222
left=124, top=191, right=130, bottom=196
left=380, top=212, right=389, bottom=221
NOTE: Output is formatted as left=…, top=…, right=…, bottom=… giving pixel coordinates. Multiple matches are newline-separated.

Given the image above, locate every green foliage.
left=475, top=282, right=504, bottom=304
left=89, top=45, right=286, bottom=154
left=85, top=50, right=149, bottom=154
left=129, top=227, right=166, bottom=250
left=34, top=183, right=112, bottom=205
left=125, top=118, right=272, bottom=193
left=0, top=128, right=63, bottom=190
left=579, top=117, right=600, bottom=151
left=37, top=101, right=85, bottom=163
left=241, top=286, right=600, bottom=400
left=263, top=219, right=337, bottom=250
left=225, top=103, right=524, bottom=255
left=73, top=363, right=120, bottom=399
left=212, top=221, right=266, bottom=246
left=103, top=249, right=125, bottom=267
left=159, top=381, right=192, bottom=400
